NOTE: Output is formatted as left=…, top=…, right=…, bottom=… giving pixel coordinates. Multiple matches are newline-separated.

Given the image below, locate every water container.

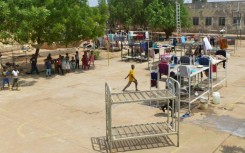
left=199, top=98, right=208, bottom=110
left=212, top=92, right=221, bottom=104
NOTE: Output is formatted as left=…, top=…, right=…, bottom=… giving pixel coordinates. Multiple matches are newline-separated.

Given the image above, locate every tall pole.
left=240, top=12, right=242, bottom=48
left=176, top=1, right=181, bottom=35
left=107, top=0, right=111, bottom=66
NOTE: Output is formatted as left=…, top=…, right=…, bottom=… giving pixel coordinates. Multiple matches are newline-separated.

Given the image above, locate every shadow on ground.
left=91, top=136, right=175, bottom=153
left=18, top=80, right=37, bottom=87
left=190, top=114, right=245, bottom=137
left=220, top=145, right=245, bottom=153
left=11, top=63, right=97, bottom=88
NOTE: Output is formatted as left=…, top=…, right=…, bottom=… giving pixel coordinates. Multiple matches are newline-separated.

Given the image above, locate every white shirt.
left=12, top=70, right=19, bottom=78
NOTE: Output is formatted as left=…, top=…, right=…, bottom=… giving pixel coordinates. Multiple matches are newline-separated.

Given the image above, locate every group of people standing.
left=1, top=50, right=95, bottom=90
left=1, top=66, right=19, bottom=90
left=30, top=50, right=95, bottom=77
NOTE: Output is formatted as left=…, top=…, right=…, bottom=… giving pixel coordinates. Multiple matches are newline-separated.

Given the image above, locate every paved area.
left=0, top=42, right=245, bottom=153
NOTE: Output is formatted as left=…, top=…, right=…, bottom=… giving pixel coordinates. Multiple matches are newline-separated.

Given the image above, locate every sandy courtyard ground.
left=0, top=41, right=245, bottom=153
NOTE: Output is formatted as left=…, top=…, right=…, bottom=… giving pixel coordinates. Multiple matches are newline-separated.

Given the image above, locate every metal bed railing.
left=105, top=77, right=180, bottom=152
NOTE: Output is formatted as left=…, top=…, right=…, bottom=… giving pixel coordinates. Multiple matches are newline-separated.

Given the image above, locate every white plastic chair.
left=177, top=65, right=191, bottom=87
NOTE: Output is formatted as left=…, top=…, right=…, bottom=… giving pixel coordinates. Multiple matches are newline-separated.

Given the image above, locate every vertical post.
left=240, top=12, right=242, bottom=48
left=121, top=38, right=123, bottom=60
left=105, top=83, right=108, bottom=140
left=157, top=66, right=159, bottom=89
left=147, top=40, right=150, bottom=69
left=240, top=29, right=242, bottom=48
left=149, top=62, right=152, bottom=106
left=25, top=50, right=28, bottom=70
left=225, top=58, right=227, bottom=87
left=150, top=62, right=152, bottom=91
left=188, top=75, right=191, bottom=111
left=176, top=80, right=180, bottom=147
left=108, top=45, right=110, bottom=66
left=106, top=40, right=110, bottom=66
left=109, top=97, right=112, bottom=153
left=209, top=58, right=212, bottom=102
left=105, top=82, right=112, bottom=153
left=0, top=51, right=2, bottom=68
left=176, top=2, right=181, bottom=35
left=107, top=0, right=113, bottom=67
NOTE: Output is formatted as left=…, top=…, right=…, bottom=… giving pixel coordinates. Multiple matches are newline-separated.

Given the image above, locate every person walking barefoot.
left=122, top=64, right=139, bottom=91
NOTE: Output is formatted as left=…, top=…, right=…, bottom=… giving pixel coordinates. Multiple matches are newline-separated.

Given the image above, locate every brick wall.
left=184, top=1, right=245, bottom=34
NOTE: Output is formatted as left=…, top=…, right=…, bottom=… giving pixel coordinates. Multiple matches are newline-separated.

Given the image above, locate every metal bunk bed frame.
left=105, top=78, right=180, bottom=153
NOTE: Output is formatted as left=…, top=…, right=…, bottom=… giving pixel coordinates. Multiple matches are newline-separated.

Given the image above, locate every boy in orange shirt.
left=122, top=64, right=139, bottom=91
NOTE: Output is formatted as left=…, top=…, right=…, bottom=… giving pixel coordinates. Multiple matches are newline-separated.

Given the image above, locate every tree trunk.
left=34, top=48, right=40, bottom=59
left=34, top=37, right=41, bottom=59
left=121, top=42, right=123, bottom=51
left=165, top=30, right=173, bottom=40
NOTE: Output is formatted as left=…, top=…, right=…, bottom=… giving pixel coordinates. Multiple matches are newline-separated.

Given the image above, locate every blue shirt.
left=45, top=61, right=52, bottom=69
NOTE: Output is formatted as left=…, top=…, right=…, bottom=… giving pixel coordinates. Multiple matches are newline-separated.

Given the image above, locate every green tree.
left=146, top=0, right=191, bottom=38
left=90, top=0, right=108, bottom=39
left=0, top=0, right=108, bottom=58
left=109, top=0, right=147, bottom=30
left=0, top=1, right=11, bottom=40
left=109, top=0, right=190, bottom=38
left=109, top=0, right=131, bottom=30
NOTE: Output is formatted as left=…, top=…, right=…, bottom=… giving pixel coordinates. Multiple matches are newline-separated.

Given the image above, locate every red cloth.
left=159, top=63, right=169, bottom=75
left=212, top=65, right=217, bottom=72
left=137, top=34, right=144, bottom=40
left=82, top=52, right=89, bottom=66
left=219, top=38, right=228, bottom=49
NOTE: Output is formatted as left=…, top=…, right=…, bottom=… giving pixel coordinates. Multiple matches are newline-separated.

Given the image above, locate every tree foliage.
left=146, top=0, right=191, bottom=37
left=0, top=0, right=108, bottom=57
left=109, top=0, right=146, bottom=29
left=109, top=0, right=191, bottom=38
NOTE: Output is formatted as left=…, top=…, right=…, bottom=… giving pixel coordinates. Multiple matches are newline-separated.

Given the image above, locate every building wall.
left=184, top=1, right=245, bottom=34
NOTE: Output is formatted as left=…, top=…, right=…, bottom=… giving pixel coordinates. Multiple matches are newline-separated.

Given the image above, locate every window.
left=233, top=17, right=241, bottom=25
left=219, top=17, right=225, bottom=26
left=205, top=17, right=212, bottom=26
left=193, top=17, right=199, bottom=26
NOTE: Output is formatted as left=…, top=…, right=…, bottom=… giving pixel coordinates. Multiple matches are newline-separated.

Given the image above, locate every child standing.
left=2, top=67, right=10, bottom=90
left=11, top=67, right=19, bottom=90
left=30, top=54, right=39, bottom=74
left=65, top=56, right=70, bottom=73
left=45, top=59, right=52, bottom=77
left=57, top=55, right=64, bottom=75
left=89, top=51, right=95, bottom=66
left=61, top=56, right=66, bottom=73
left=70, top=56, right=76, bottom=71
left=82, top=51, right=89, bottom=70
left=75, top=51, right=79, bottom=69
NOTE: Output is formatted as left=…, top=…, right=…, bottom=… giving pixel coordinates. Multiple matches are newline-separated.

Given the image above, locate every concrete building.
left=184, top=1, right=245, bottom=34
